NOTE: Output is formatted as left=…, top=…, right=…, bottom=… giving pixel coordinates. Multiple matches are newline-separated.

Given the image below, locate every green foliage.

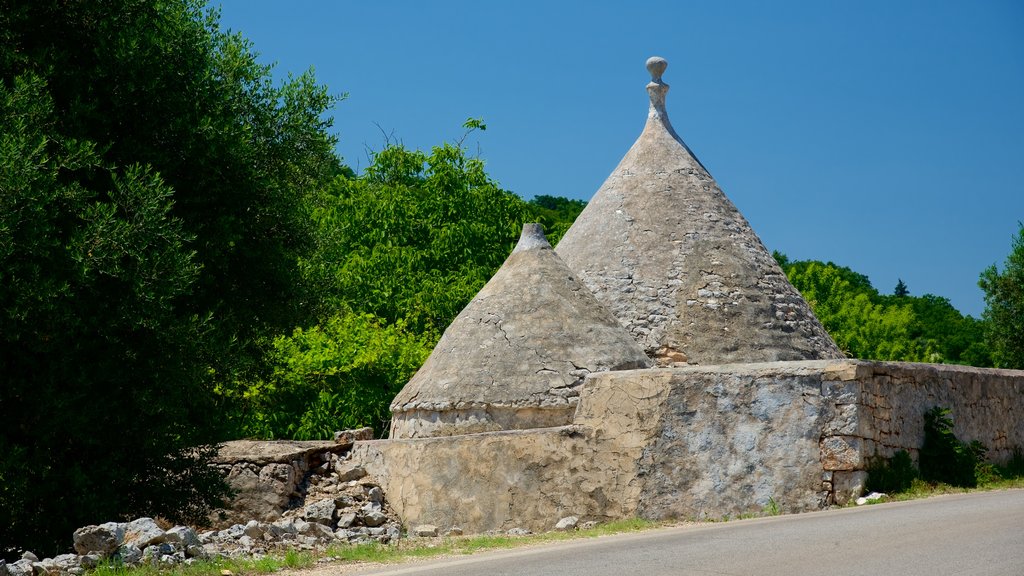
left=774, top=253, right=989, bottom=365
left=894, top=278, right=909, bottom=297
left=525, top=195, right=587, bottom=246
left=1, top=0, right=343, bottom=374
left=0, top=74, right=227, bottom=556
left=305, top=142, right=530, bottom=337
left=919, top=407, right=981, bottom=488
left=237, top=313, right=429, bottom=440
left=979, top=223, right=1024, bottom=369
left=866, top=450, right=918, bottom=493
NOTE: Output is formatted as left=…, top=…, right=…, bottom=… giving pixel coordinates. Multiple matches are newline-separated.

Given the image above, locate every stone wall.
left=819, top=361, right=1024, bottom=503
left=354, top=360, right=1024, bottom=533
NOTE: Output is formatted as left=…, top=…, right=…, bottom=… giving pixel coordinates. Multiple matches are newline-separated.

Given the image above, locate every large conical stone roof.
left=555, top=57, right=843, bottom=366
left=389, top=224, right=652, bottom=439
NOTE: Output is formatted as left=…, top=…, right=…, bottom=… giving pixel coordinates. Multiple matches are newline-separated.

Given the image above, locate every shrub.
left=918, top=407, right=980, bottom=488
left=866, top=450, right=918, bottom=493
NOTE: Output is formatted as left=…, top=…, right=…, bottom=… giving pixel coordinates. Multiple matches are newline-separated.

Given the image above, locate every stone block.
left=820, top=436, right=863, bottom=471
left=832, top=470, right=868, bottom=505
left=821, top=379, right=860, bottom=404
left=413, top=524, right=439, bottom=537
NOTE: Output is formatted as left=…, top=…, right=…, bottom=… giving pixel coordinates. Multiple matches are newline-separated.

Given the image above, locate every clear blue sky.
left=211, top=0, right=1023, bottom=318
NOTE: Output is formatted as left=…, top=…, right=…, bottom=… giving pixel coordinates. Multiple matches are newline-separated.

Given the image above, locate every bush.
left=866, top=450, right=918, bottom=493
left=918, top=407, right=981, bottom=488
left=235, top=313, right=430, bottom=440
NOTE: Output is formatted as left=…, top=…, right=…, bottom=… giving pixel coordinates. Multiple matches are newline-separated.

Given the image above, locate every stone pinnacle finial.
left=645, top=56, right=671, bottom=125
left=513, top=223, right=551, bottom=253
left=646, top=56, right=668, bottom=83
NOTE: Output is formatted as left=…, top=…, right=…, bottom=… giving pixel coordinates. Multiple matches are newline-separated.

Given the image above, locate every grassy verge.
left=871, top=475, right=1024, bottom=504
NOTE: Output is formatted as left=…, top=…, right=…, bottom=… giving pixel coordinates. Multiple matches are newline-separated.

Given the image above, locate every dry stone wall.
left=819, top=361, right=1024, bottom=503
left=354, top=360, right=1024, bottom=531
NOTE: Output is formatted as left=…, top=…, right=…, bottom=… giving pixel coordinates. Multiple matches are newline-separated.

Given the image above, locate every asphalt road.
left=349, top=489, right=1024, bottom=576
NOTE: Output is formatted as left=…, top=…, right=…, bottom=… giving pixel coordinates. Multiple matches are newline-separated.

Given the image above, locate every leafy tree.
left=979, top=223, right=1024, bottom=369
left=919, top=407, right=982, bottom=488
left=525, top=195, right=587, bottom=245
left=1, top=0, right=345, bottom=554
left=0, top=75, right=226, bottom=557
left=232, top=137, right=544, bottom=439
left=240, top=313, right=429, bottom=440
left=305, top=141, right=530, bottom=336
left=894, top=278, right=909, bottom=297
left=1, top=0, right=342, bottom=368
left=775, top=253, right=987, bottom=365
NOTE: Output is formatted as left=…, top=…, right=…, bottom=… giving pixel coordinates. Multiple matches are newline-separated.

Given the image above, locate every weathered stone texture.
left=211, top=438, right=372, bottom=525
left=821, top=361, right=1024, bottom=466
left=358, top=360, right=1024, bottom=531
left=634, top=363, right=832, bottom=519
left=555, top=66, right=842, bottom=366
left=390, top=224, right=650, bottom=439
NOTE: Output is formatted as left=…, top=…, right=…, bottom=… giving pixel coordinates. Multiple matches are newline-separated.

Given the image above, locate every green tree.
left=306, top=141, right=530, bottom=336
left=776, top=253, right=990, bottom=366
left=0, top=75, right=226, bottom=556
left=230, top=138, right=536, bottom=439
left=979, top=223, right=1024, bottom=369
left=525, top=195, right=587, bottom=245
left=241, top=313, right=430, bottom=440
left=894, top=278, right=909, bottom=297
left=1, top=0, right=342, bottom=373
left=1, top=0, right=345, bottom=554
left=776, top=255, right=932, bottom=362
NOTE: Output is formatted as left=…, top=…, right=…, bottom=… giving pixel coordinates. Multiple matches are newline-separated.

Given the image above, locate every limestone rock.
left=303, top=498, right=337, bottom=525
left=116, top=545, right=143, bottom=566
left=73, top=522, right=125, bottom=555
left=555, top=57, right=842, bottom=366
left=123, top=518, right=165, bottom=548
left=390, top=223, right=652, bottom=438
left=334, top=463, right=367, bottom=482
left=336, top=512, right=357, bottom=529
left=412, top=524, right=439, bottom=537
left=164, top=526, right=200, bottom=549
left=213, top=439, right=346, bottom=466
left=554, top=516, right=579, bottom=531
left=361, top=509, right=387, bottom=528
left=832, top=470, right=868, bottom=505
left=6, top=560, right=33, bottom=576
left=334, top=428, right=374, bottom=447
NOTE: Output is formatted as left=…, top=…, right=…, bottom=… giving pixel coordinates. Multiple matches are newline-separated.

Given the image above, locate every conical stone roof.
left=555, top=57, right=843, bottom=366
left=389, top=223, right=652, bottom=439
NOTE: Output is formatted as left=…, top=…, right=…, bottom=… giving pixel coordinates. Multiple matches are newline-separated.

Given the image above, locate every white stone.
left=555, top=516, right=579, bottom=531
left=123, top=518, right=165, bottom=548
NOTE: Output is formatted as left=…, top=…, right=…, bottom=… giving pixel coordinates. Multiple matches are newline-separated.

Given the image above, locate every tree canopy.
left=0, top=0, right=340, bottom=555
left=775, top=252, right=989, bottom=366
left=979, top=223, right=1024, bottom=369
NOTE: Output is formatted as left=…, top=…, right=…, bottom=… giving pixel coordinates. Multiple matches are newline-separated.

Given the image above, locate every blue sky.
left=211, top=0, right=1023, bottom=318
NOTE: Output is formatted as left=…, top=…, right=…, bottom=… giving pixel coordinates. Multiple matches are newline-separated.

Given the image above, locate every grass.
left=876, top=475, right=1024, bottom=503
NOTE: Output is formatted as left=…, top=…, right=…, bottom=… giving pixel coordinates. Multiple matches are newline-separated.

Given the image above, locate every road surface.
left=348, top=489, right=1024, bottom=576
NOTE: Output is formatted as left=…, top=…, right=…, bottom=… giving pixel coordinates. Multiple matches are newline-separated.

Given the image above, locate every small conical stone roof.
left=555, top=57, right=843, bottom=366
left=389, top=223, right=652, bottom=439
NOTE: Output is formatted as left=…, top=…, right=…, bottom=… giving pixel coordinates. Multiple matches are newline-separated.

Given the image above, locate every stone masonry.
left=355, top=360, right=1024, bottom=533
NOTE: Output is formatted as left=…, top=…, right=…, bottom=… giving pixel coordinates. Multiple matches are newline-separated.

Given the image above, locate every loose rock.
left=412, top=525, right=438, bottom=537
left=555, top=516, right=579, bottom=531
